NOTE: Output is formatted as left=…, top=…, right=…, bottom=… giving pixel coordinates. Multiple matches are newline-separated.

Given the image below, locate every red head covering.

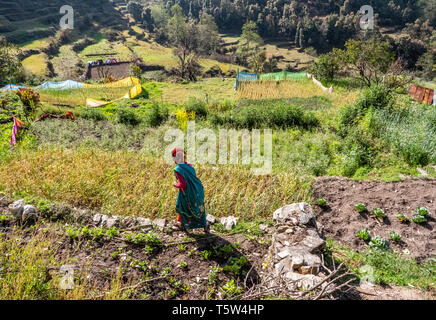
left=172, top=148, right=186, bottom=164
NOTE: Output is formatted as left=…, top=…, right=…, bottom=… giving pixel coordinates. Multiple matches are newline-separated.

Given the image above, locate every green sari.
left=175, top=163, right=207, bottom=230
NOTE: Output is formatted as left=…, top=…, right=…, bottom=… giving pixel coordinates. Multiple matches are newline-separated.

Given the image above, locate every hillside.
left=0, top=0, right=435, bottom=303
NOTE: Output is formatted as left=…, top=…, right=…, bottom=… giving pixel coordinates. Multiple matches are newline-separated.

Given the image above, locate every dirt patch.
left=313, top=177, right=436, bottom=260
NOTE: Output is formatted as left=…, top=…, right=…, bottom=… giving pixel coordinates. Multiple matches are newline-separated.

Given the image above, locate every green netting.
left=259, top=71, right=307, bottom=81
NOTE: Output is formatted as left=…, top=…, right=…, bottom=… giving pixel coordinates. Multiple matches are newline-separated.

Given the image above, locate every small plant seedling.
left=316, top=198, right=327, bottom=207
left=179, top=261, right=187, bottom=269
left=208, top=265, right=222, bottom=285
left=354, top=203, right=367, bottom=213
left=416, top=207, right=429, bottom=217
left=201, top=250, right=212, bottom=260
left=221, top=279, right=242, bottom=298
left=369, top=236, right=389, bottom=250
left=371, top=208, right=385, bottom=219
left=396, top=213, right=409, bottom=223
left=412, top=215, right=426, bottom=224
left=390, top=232, right=401, bottom=242
left=356, top=228, right=371, bottom=241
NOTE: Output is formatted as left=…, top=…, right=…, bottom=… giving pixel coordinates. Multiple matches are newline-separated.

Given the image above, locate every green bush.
left=185, top=98, right=208, bottom=119
left=116, top=109, right=141, bottom=126
left=211, top=101, right=319, bottom=130
left=80, top=108, right=108, bottom=121
left=148, top=103, right=168, bottom=127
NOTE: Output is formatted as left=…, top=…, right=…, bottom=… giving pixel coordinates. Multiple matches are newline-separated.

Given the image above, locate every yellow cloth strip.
left=85, top=79, right=142, bottom=107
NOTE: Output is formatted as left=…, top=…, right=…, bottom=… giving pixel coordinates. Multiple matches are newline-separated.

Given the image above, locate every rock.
left=0, top=194, right=10, bottom=206
left=100, top=215, right=109, bottom=227
left=93, top=214, right=102, bottom=226
left=106, top=216, right=120, bottom=228
left=284, top=272, right=323, bottom=289
left=220, top=216, right=238, bottom=230
left=9, top=199, right=24, bottom=219
left=23, top=205, right=37, bottom=215
left=277, top=250, right=290, bottom=259
left=300, top=266, right=313, bottom=275
left=417, top=168, right=428, bottom=177
left=22, top=210, right=39, bottom=223
left=302, top=233, right=325, bottom=253
left=136, top=217, right=152, bottom=227
left=153, top=218, right=166, bottom=230
left=275, top=258, right=292, bottom=275
left=273, top=202, right=315, bottom=226
left=259, top=223, right=268, bottom=231
left=206, top=214, right=216, bottom=224
left=291, top=255, right=304, bottom=270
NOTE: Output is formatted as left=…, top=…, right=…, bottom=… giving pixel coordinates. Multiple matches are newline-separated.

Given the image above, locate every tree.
left=0, top=38, right=23, bottom=86
left=236, top=21, right=264, bottom=68
left=167, top=4, right=188, bottom=47
left=197, top=13, right=220, bottom=55
left=344, top=38, right=395, bottom=87
left=310, top=49, right=344, bottom=82
left=416, top=50, right=436, bottom=80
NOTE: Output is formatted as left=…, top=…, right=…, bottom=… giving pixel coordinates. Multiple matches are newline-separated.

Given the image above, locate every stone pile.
left=8, top=199, right=39, bottom=223
left=267, top=202, right=326, bottom=290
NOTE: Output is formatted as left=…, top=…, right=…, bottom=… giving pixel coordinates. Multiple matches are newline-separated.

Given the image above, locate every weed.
left=201, top=250, right=212, bottom=260
left=223, top=256, right=249, bottom=276
left=177, top=243, right=186, bottom=251
left=208, top=265, right=222, bottom=285
left=179, top=261, right=187, bottom=269
left=161, top=266, right=172, bottom=277
left=221, top=279, right=243, bottom=298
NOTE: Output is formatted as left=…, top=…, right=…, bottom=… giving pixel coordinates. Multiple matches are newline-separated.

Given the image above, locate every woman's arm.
left=173, top=172, right=187, bottom=192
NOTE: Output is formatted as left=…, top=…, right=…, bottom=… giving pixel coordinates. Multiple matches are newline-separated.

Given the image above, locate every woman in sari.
left=172, top=148, right=209, bottom=233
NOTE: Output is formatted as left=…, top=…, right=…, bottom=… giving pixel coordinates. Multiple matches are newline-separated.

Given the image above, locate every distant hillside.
left=0, top=0, right=127, bottom=44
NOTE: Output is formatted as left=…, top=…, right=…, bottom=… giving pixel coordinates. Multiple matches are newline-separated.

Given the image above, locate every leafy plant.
left=371, top=208, right=385, bottom=219
left=223, top=256, right=249, bottom=276
left=208, top=265, right=222, bottom=285
left=116, top=109, right=141, bottom=126
left=356, top=228, right=371, bottom=241
left=390, top=232, right=401, bottom=242
left=412, top=215, right=426, bottom=224
left=369, top=236, right=390, bottom=250
left=416, top=207, right=429, bottom=217
left=396, top=213, right=409, bottom=223
left=316, top=198, right=327, bottom=207
left=179, top=261, right=187, bottom=269
left=354, top=203, right=367, bottom=213
left=201, top=250, right=212, bottom=260
left=221, top=279, right=243, bottom=298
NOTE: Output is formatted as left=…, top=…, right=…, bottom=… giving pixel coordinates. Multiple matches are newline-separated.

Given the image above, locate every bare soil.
left=313, top=177, right=436, bottom=260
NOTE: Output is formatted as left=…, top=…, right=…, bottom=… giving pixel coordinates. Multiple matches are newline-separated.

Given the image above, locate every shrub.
left=356, top=228, right=371, bottom=241
left=116, top=109, right=141, bottom=126
left=369, top=236, right=390, bottom=250
left=149, top=103, right=168, bottom=127
left=176, top=108, right=195, bottom=131
left=211, top=101, right=319, bottom=130
left=185, top=98, right=208, bottom=119
left=80, top=108, right=107, bottom=121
